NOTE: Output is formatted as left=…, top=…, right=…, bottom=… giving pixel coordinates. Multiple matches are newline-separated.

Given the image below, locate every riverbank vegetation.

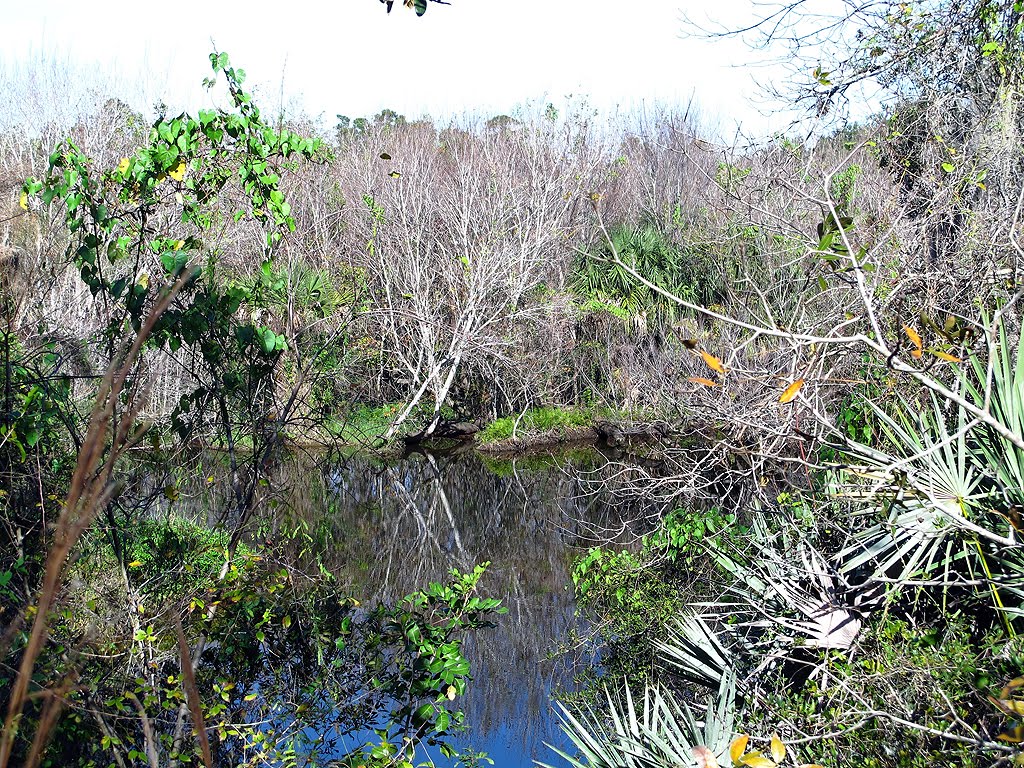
left=3, top=0, right=1024, bottom=765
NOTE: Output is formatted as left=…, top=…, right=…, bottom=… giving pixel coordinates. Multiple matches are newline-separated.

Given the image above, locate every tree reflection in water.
left=255, top=447, right=656, bottom=766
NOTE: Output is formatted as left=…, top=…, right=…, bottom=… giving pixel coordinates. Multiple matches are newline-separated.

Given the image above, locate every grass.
left=326, top=403, right=403, bottom=444
left=476, top=406, right=600, bottom=445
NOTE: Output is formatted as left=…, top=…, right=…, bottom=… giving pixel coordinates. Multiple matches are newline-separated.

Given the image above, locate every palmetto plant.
left=828, top=343, right=1024, bottom=625
left=572, top=223, right=721, bottom=332
left=240, top=260, right=355, bottom=322
left=962, top=320, right=1024, bottom=512
left=832, top=391, right=992, bottom=584
left=541, top=673, right=737, bottom=768
left=651, top=518, right=872, bottom=704
left=654, top=615, right=734, bottom=692
left=717, top=536, right=869, bottom=653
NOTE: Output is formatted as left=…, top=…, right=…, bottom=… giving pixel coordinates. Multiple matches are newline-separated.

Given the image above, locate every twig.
left=125, top=691, right=160, bottom=768
left=174, top=616, right=213, bottom=768
left=847, top=709, right=1015, bottom=753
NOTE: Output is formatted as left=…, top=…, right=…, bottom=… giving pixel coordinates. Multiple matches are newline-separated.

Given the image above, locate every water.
left=247, top=446, right=657, bottom=767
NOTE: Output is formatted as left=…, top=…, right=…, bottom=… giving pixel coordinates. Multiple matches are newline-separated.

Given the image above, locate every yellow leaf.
left=739, top=753, right=776, bottom=768
left=903, top=325, right=922, bottom=350
left=128, top=560, right=143, bottom=568
left=930, top=349, right=961, bottom=363
left=699, top=350, right=726, bottom=374
left=118, top=157, right=130, bottom=174
left=990, top=695, right=1024, bottom=717
left=173, top=240, right=185, bottom=251
left=730, top=735, right=749, bottom=764
left=18, top=192, right=28, bottom=210
left=910, top=348, right=922, bottom=359
left=998, top=725, right=1024, bottom=743
left=446, top=685, right=457, bottom=701
left=779, top=379, right=805, bottom=404
left=389, top=170, right=402, bottom=178
left=1003, top=678, right=1024, bottom=696
left=169, top=161, right=186, bottom=181
left=797, top=764, right=825, bottom=768
left=688, top=377, right=719, bottom=388
left=770, top=734, right=786, bottom=763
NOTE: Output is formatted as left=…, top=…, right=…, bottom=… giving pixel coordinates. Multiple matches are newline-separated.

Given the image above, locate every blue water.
left=304, top=449, right=638, bottom=767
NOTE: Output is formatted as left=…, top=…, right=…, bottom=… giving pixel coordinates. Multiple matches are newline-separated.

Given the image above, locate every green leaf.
left=257, top=327, right=282, bottom=355
left=412, top=703, right=435, bottom=724
left=435, top=709, right=450, bottom=731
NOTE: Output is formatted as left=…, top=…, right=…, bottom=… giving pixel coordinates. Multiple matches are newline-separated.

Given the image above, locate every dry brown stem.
left=0, top=273, right=189, bottom=768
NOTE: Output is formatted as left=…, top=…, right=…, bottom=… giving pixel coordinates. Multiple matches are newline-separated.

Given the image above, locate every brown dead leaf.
left=1002, top=677, right=1024, bottom=697
left=692, top=745, right=719, bottom=768
left=729, top=735, right=749, bottom=764
left=770, top=734, right=786, bottom=763
left=903, top=325, right=923, bottom=350
left=739, top=752, right=777, bottom=768
left=997, top=725, right=1024, bottom=743
left=989, top=695, right=1024, bottom=717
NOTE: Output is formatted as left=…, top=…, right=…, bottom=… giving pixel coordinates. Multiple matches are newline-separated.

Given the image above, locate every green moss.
left=477, top=406, right=598, bottom=445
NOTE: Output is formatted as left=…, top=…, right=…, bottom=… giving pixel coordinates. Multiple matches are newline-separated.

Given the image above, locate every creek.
left=246, top=445, right=660, bottom=767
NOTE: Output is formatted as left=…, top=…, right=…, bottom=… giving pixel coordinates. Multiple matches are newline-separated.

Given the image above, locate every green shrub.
left=570, top=507, right=742, bottom=685
left=754, top=616, right=1018, bottom=768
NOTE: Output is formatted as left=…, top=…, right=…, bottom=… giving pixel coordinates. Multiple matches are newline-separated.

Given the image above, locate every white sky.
left=1, top=0, right=805, bottom=139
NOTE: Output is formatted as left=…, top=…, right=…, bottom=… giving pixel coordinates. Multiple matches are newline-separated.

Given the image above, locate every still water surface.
left=260, top=446, right=656, bottom=767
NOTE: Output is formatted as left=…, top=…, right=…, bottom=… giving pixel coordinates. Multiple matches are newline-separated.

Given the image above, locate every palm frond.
left=540, top=673, right=738, bottom=768
left=963, top=321, right=1024, bottom=508
left=832, top=391, right=987, bottom=584
left=655, top=614, right=734, bottom=690
left=716, top=538, right=867, bottom=651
